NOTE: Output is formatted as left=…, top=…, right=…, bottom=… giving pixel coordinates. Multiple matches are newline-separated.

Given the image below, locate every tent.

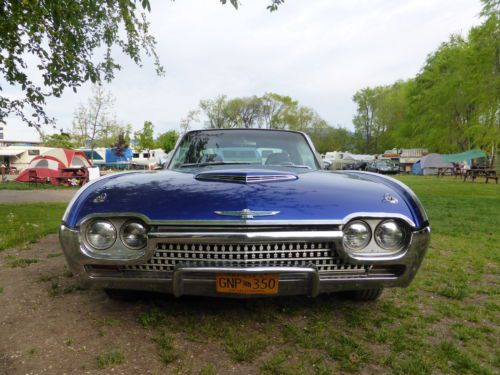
left=16, top=149, right=92, bottom=184
left=416, top=153, right=453, bottom=175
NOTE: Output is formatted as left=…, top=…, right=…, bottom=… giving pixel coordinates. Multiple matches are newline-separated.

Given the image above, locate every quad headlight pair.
left=343, top=219, right=408, bottom=255
left=86, top=220, right=147, bottom=250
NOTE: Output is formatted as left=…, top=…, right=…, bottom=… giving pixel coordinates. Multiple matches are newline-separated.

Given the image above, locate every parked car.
left=342, top=161, right=367, bottom=171
left=60, top=129, right=430, bottom=301
left=366, top=160, right=400, bottom=174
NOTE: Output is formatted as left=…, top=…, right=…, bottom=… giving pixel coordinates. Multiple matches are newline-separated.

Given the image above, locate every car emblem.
left=93, top=192, right=107, bottom=203
left=383, top=193, right=398, bottom=204
left=214, top=208, right=280, bottom=219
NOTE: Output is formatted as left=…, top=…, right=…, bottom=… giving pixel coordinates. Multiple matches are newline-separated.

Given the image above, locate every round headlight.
left=86, top=221, right=116, bottom=250
left=374, top=220, right=406, bottom=251
left=343, top=220, right=371, bottom=251
left=120, top=221, right=147, bottom=249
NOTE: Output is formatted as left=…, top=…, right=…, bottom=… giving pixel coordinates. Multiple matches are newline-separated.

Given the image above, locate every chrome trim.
left=60, top=223, right=430, bottom=297
left=214, top=209, right=280, bottom=219
left=148, top=230, right=342, bottom=243
left=76, top=211, right=416, bottom=228
left=196, top=174, right=298, bottom=184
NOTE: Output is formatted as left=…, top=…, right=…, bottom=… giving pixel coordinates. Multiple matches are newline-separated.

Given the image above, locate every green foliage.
left=42, top=133, right=74, bottom=149
left=351, top=4, right=499, bottom=157
left=156, top=130, right=179, bottom=153
left=0, top=0, right=162, bottom=134
left=199, top=92, right=327, bottom=131
left=0, top=0, right=282, bottom=135
left=134, top=120, right=156, bottom=151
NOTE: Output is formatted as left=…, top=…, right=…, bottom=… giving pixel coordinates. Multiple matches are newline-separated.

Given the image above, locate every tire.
left=347, top=288, right=383, bottom=301
left=104, top=288, right=142, bottom=302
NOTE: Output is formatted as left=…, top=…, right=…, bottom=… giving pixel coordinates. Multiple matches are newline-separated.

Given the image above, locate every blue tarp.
left=412, top=161, right=422, bottom=175
left=105, top=148, right=133, bottom=163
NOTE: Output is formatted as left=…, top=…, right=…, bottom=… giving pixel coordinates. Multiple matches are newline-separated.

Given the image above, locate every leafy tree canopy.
left=156, top=130, right=179, bottom=153
left=0, top=0, right=284, bottom=133
left=42, top=132, right=74, bottom=149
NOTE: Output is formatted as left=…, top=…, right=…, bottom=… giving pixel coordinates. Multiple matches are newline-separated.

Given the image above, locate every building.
left=383, top=148, right=428, bottom=173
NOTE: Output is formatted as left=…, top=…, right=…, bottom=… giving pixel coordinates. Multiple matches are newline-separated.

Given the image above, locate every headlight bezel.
left=342, top=220, right=372, bottom=252
left=374, top=219, right=408, bottom=252
left=120, top=220, right=148, bottom=250
left=85, top=220, right=117, bottom=250
left=79, top=216, right=151, bottom=261
left=342, top=217, right=411, bottom=257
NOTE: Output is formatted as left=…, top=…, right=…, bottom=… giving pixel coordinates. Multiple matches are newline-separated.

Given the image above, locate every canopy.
left=0, top=148, right=24, bottom=156
left=442, top=149, right=486, bottom=163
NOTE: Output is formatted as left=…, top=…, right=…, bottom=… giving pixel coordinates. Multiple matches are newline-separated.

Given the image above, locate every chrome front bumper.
left=59, top=225, right=430, bottom=297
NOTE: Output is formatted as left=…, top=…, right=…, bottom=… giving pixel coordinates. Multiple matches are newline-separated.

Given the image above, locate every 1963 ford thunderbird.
left=60, top=129, right=430, bottom=300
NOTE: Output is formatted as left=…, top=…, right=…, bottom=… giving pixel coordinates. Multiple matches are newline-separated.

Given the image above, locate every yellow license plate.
left=216, top=273, right=279, bottom=295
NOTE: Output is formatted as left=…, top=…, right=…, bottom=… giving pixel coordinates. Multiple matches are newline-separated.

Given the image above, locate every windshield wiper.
left=179, top=162, right=254, bottom=168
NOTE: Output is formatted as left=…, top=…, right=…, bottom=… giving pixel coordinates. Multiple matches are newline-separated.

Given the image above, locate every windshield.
left=168, top=130, right=320, bottom=170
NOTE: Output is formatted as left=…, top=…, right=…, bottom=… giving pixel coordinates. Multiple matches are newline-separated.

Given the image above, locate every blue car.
left=60, top=129, right=430, bottom=301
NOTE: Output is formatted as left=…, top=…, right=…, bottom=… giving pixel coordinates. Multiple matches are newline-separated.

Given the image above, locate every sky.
left=3, top=0, right=484, bottom=141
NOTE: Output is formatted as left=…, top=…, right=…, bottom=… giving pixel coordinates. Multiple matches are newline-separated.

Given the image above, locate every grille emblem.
left=214, top=208, right=280, bottom=219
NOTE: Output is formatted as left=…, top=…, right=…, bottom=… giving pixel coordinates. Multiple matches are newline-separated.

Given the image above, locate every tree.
left=200, top=96, right=228, bottom=129
left=180, top=110, right=200, bottom=133
left=134, top=121, right=156, bottom=152
left=71, top=85, right=115, bottom=161
left=261, top=93, right=297, bottom=129
left=156, top=130, right=179, bottom=153
left=42, top=132, right=74, bottom=149
left=113, top=131, right=129, bottom=157
left=0, top=0, right=283, bottom=134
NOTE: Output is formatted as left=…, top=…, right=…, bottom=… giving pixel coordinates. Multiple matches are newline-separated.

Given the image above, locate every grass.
left=0, top=181, right=77, bottom=190
left=96, top=350, right=125, bottom=369
left=136, top=176, right=499, bottom=374
left=6, top=255, right=39, bottom=268
left=0, top=202, right=67, bottom=251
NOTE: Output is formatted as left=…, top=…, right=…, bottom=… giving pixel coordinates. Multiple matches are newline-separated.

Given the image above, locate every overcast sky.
left=4, top=0, right=483, bottom=141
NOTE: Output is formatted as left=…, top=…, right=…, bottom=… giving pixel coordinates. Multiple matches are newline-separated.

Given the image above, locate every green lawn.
left=0, top=181, right=78, bottom=190
left=0, top=203, right=67, bottom=251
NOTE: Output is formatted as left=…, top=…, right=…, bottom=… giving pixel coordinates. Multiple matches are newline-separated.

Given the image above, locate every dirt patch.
left=0, top=235, right=289, bottom=374
left=0, top=235, right=167, bottom=374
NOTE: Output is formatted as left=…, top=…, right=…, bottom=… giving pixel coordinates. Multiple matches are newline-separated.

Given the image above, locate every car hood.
left=64, top=168, right=425, bottom=228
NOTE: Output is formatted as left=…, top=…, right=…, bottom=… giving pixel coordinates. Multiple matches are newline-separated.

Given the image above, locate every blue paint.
left=63, top=167, right=427, bottom=229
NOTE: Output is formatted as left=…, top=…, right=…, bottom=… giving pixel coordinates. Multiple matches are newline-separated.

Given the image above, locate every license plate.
left=216, top=273, right=279, bottom=295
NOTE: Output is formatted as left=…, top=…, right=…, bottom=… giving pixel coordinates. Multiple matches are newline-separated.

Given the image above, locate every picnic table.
left=463, top=169, right=498, bottom=183
left=55, top=167, right=89, bottom=186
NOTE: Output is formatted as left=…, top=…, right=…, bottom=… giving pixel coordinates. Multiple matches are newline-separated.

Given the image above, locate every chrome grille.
left=122, top=241, right=368, bottom=274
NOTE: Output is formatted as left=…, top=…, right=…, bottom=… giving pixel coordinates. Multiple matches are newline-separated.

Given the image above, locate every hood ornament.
left=215, top=209, right=280, bottom=219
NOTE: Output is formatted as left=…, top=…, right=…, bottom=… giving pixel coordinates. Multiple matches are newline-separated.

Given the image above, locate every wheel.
left=104, top=288, right=142, bottom=301
left=347, top=288, right=383, bottom=301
